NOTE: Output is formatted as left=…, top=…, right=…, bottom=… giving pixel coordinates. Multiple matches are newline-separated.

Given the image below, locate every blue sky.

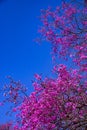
left=0, top=0, right=62, bottom=89
left=0, top=0, right=63, bottom=123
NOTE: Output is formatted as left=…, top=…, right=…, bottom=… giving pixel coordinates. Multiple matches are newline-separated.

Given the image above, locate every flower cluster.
left=15, top=65, right=87, bottom=130
left=38, top=1, right=87, bottom=75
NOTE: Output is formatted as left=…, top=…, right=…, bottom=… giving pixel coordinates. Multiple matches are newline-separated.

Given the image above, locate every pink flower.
left=34, top=74, right=41, bottom=80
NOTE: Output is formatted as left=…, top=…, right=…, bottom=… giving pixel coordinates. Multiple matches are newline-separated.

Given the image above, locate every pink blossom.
left=34, top=74, right=41, bottom=80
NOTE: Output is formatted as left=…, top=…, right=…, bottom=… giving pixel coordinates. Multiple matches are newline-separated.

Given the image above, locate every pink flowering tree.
left=38, top=0, right=87, bottom=74
left=1, top=0, right=87, bottom=130
left=13, top=1, right=87, bottom=129
left=13, top=65, right=87, bottom=130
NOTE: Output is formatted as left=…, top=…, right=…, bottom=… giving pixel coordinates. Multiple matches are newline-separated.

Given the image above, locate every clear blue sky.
left=0, top=0, right=62, bottom=89
left=0, top=0, right=73, bottom=124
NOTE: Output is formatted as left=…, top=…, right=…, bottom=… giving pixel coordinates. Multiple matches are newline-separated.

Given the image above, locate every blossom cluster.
left=38, top=1, right=87, bottom=74
left=15, top=65, right=87, bottom=130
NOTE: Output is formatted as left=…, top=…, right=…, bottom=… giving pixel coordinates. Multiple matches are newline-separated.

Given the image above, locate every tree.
left=38, top=0, right=87, bottom=74
left=13, top=66, right=87, bottom=130
left=2, top=0, right=87, bottom=130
